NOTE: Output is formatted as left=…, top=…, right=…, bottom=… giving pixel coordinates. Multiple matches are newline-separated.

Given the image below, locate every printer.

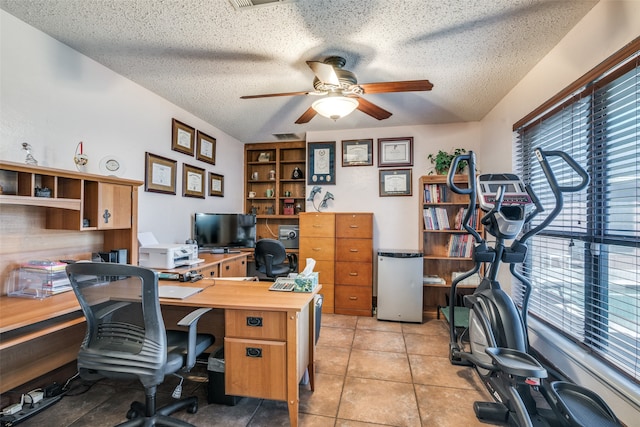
left=139, top=244, right=202, bottom=269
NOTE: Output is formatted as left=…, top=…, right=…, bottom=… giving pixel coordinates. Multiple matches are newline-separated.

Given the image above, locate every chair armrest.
left=178, top=307, right=213, bottom=370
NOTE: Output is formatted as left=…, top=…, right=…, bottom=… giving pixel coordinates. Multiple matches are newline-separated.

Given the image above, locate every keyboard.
left=269, top=278, right=296, bottom=292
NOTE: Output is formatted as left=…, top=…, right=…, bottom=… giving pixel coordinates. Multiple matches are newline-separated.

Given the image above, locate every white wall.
left=0, top=10, right=244, bottom=245
left=307, top=123, right=482, bottom=252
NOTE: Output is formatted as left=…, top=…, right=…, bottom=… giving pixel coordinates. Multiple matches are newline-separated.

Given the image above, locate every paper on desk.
left=300, top=258, right=316, bottom=276
left=138, top=231, right=159, bottom=246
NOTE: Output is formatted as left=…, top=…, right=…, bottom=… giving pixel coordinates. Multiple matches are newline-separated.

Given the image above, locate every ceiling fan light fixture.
left=311, top=94, right=358, bottom=121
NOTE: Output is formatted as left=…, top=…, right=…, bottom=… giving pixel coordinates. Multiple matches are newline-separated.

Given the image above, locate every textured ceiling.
left=0, top=0, right=598, bottom=143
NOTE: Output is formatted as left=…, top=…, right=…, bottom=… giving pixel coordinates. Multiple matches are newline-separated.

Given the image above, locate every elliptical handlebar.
left=518, top=148, right=590, bottom=244
left=447, top=151, right=483, bottom=243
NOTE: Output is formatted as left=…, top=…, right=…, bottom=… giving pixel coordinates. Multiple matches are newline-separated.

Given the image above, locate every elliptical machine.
left=446, top=148, right=621, bottom=427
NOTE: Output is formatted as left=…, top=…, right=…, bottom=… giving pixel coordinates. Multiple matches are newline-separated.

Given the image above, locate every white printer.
left=139, top=244, right=202, bottom=269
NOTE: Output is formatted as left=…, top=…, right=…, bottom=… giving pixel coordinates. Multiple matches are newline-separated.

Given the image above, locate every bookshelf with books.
left=419, top=174, right=483, bottom=318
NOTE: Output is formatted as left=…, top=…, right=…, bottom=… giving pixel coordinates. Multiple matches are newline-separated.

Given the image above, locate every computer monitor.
left=193, top=213, right=256, bottom=249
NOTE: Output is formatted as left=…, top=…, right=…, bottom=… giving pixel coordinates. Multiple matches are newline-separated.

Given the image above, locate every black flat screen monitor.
left=193, top=213, right=256, bottom=249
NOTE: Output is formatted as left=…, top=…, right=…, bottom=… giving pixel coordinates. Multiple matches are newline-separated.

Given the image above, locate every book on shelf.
left=423, top=184, right=447, bottom=203
left=423, top=207, right=451, bottom=230
left=454, top=207, right=479, bottom=230
left=423, top=275, right=446, bottom=285
left=447, top=234, right=474, bottom=258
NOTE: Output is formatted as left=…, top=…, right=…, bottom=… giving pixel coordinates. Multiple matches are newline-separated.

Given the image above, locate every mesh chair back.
left=66, top=262, right=167, bottom=388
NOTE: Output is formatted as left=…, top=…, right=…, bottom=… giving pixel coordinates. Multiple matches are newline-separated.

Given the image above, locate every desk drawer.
left=299, top=237, right=335, bottom=261
left=225, top=310, right=286, bottom=340
left=335, top=261, right=372, bottom=285
left=336, top=213, right=372, bottom=238
left=335, top=285, right=372, bottom=311
left=299, top=213, right=335, bottom=238
left=224, top=337, right=286, bottom=400
left=336, top=238, right=372, bottom=262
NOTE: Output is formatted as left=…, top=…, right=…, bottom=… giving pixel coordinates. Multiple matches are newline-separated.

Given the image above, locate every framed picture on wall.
left=144, top=152, right=177, bottom=195
left=378, top=137, right=413, bottom=167
left=209, top=172, right=224, bottom=197
left=307, top=141, right=336, bottom=185
left=379, top=168, right=412, bottom=196
left=171, top=118, right=196, bottom=156
left=342, top=139, right=373, bottom=166
left=182, top=164, right=205, bottom=198
left=196, top=130, right=216, bottom=165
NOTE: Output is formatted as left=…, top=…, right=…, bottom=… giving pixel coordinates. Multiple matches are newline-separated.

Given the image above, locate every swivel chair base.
left=120, top=395, right=198, bottom=427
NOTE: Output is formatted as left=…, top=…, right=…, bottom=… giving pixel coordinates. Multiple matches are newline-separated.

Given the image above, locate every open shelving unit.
left=419, top=174, right=483, bottom=318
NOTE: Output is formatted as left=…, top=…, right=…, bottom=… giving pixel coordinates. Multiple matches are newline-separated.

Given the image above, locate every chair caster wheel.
left=187, top=402, right=198, bottom=414
left=126, top=408, right=141, bottom=419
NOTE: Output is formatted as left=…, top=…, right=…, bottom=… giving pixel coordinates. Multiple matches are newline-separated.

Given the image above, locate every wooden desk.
left=0, top=274, right=317, bottom=427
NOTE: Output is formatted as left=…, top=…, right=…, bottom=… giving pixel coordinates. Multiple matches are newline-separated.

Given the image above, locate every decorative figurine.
left=74, top=141, right=88, bottom=172
left=291, top=167, right=303, bottom=179
left=22, top=143, right=38, bottom=165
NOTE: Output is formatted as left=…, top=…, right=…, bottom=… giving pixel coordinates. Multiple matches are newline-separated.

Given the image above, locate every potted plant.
left=427, top=148, right=467, bottom=175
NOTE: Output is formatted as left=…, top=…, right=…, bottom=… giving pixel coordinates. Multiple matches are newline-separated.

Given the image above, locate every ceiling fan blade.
left=241, top=91, right=313, bottom=99
left=360, top=80, right=433, bottom=94
left=295, top=106, right=317, bottom=124
left=306, top=61, right=340, bottom=86
left=356, top=97, right=392, bottom=120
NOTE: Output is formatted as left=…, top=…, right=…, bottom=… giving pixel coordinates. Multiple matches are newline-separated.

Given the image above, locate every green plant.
left=427, top=148, right=467, bottom=175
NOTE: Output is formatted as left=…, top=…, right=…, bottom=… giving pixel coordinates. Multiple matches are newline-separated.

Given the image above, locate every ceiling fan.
left=240, top=56, right=433, bottom=124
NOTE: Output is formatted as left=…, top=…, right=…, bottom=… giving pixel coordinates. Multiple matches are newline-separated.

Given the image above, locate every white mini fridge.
left=377, top=250, right=423, bottom=322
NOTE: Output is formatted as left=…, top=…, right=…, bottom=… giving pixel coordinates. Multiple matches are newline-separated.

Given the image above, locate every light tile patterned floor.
left=20, top=314, right=492, bottom=426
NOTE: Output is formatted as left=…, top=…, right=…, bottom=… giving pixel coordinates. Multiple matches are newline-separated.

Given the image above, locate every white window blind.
left=514, top=49, right=639, bottom=382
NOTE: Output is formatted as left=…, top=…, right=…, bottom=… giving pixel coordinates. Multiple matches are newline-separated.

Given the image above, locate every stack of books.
left=423, top=207, right=451, bottom=230
left=423, top=184, right=447, bottom=203
left=447, top=234, right=475, bottom=258
left=20, top=260, right=72, bottom=295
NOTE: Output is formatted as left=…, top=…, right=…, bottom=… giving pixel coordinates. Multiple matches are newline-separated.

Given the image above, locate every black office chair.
left=254, top=238, right=298, bottom=280
left=66, top=262, right=214, bottom=427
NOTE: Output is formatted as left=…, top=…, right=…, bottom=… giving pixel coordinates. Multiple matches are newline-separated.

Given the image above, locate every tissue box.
left=294, top=272, right=318, bottom=292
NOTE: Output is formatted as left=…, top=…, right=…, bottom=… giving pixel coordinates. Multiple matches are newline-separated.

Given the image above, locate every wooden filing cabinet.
left=334, top=213, right=373, bottom=316
left=299, top=212, right=373, bottom=316
left=299, top=212, right=335, bottom=314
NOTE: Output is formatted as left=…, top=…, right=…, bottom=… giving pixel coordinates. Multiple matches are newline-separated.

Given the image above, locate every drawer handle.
left=312, top=248, right=322, bottom=251
left=349, top=249, right=359, bottom=252
left=312, top=224, right=322, bottom=228
left=246, top=347, right=262, bottom=358
left=349, top=272, right=358, bottom=276
left=349, top=225, right=359, bottom=228
left=246, top=316, right=263, bottom=327
left=349, top=296, right=358, bottom=300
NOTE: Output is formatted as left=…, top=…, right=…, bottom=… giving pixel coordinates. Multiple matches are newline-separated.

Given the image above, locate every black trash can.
left=207, top=347, right=242, bottom=406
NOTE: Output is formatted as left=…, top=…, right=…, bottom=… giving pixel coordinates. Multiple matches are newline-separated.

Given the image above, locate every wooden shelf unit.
left=244, top=141, right=306, bottom=244
left=419, top=174, right=482, bottom=318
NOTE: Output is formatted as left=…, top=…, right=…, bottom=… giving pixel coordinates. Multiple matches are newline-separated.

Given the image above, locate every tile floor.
left=19, top=314, right=493, bottom=426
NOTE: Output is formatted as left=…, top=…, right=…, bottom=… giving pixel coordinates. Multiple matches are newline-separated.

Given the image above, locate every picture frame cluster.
left=144, top=118, right=223, bottom=198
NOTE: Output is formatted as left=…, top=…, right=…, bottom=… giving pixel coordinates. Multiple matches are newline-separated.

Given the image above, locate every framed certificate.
left=171, top=118, right=196, bottom=156
left=342, top=139, right=373, bottom=166
left=307, top=141, right=336, bottom=185
left=209, top=172, right=224, bottom=197
left=182, top=164, right=205, bottom=198
left=196, top=131, right=216, bottom=165
left=144, top=152, right=177, bottom=195
left=378, top=137, right=413, bottom=167
left=379, top=168, right=412, bottom=196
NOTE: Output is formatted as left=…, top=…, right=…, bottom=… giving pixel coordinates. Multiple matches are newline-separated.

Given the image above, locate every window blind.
left=514, top=50, right=639, bottom=382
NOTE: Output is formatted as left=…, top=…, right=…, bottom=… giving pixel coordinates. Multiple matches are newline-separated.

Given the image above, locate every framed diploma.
left=182, top=163, right=205, bottom=198
left=379, top=168, right=412, bottom=196
left=195, top=131, right=216, bottom=165
left=144, top=152, right=177, bottom=195
left=307, top=141, right=336, bottom=185
left=342, top=139, right=373, bottom=166
left=171, top=118, right=196, bottom=156
left=378, top=137, right=413, bottom=167
left=209, top=172, right=224, bottom=197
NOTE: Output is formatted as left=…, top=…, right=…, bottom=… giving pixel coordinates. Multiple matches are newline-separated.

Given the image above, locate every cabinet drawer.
left=224, top=337, right=286, bottom=400
left=335, top=286, right=372, bottom=310
left=299, top=237, right=335, bottom=261
left=299, top=213, right=335, bottom=238
left=225, top=310, right=286, bottom=340
left=336, top=238, right=372, bottom=262
left=335, top=261, right=372, bottom=285
left=336, top=214, right=372, bottom=238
